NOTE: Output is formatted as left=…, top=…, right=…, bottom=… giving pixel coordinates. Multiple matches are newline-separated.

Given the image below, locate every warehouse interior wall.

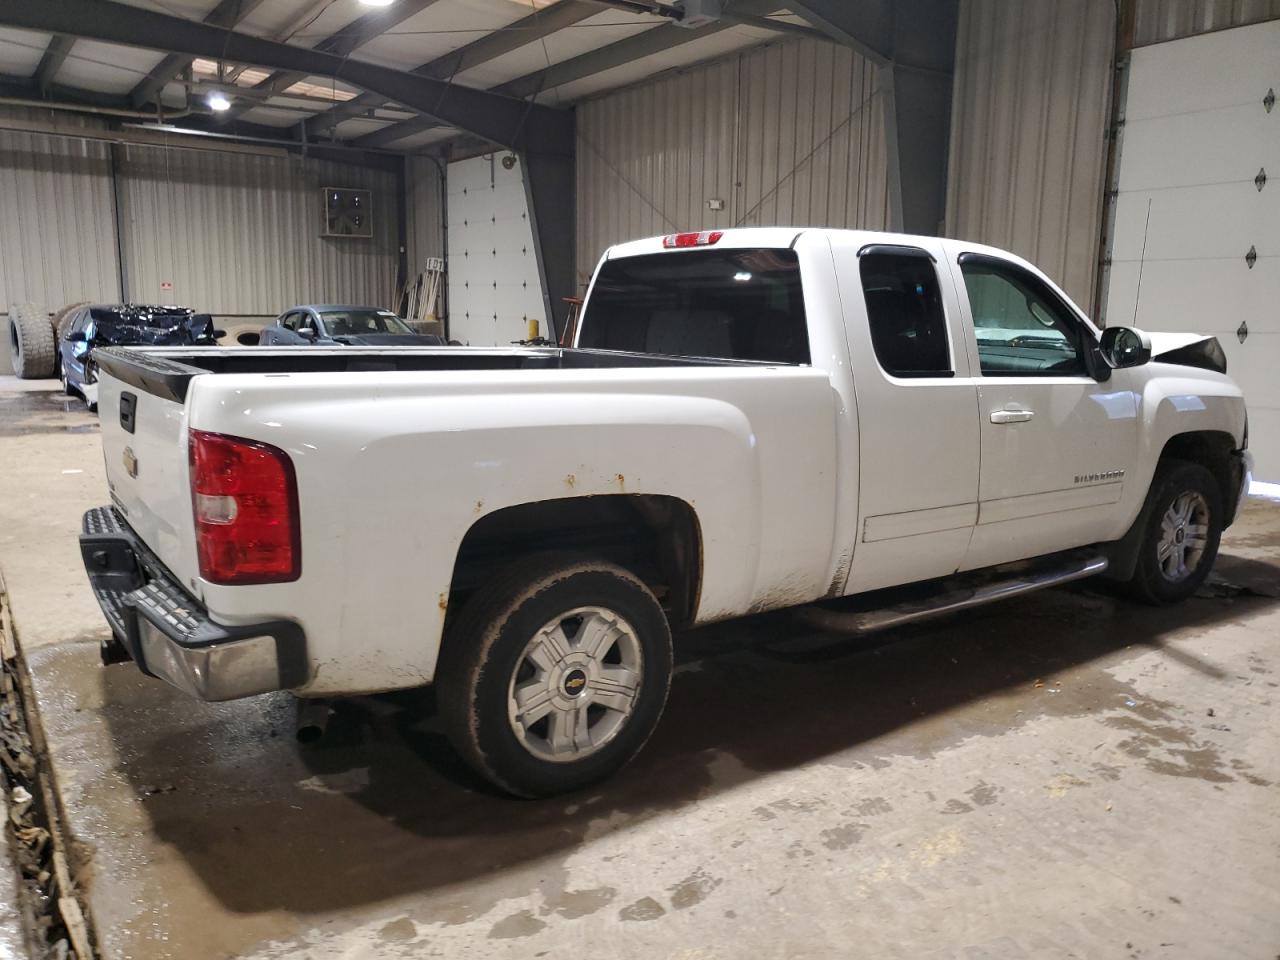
left=0, top=107, right=121, bottom=311
left=406, top=155, right=446, bottom=278
left=1, top=104, right=414, bottom=351
left=1133, top=0, right=1280, bottom=44
left=574, top=36, right=891, bottom=290
left=114, top=145, right=400, bottom=320
left=945, top=0, right=1116, bottom=314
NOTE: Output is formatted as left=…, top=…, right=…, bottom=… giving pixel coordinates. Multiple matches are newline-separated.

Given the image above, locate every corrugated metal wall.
left=0, top=107, right=121, bottom=310
left=116, top=146, right=399, bottom=315
left=406, top=155, right=445, bottom=273
left=575, top=37, right=890, bottom=286
left=945, top=0, right=1116, bottom=311
left=1134, top=0, right=1280, bottom=44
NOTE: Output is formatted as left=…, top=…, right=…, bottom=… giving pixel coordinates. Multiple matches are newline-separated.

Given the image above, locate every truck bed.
left=93, top=345, right=759, bottom=403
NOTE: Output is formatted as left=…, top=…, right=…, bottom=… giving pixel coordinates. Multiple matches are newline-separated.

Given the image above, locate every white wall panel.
left=116, top=146, right=399, bottom=316
left=446, top=153, right=544, bottom=345
left=575, top=37, right=891, bottom=287
left=0, top=107, right=120, bottom=311
left=946, top=0, right=1116, bottom=312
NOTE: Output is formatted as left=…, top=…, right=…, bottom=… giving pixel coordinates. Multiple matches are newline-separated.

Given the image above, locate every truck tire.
left=1121, top=459, right=1223, bottom=605
left=8, top=303, right=56, bottom=379
left=437, top=556, right=673, bottom=798
left=52, top=301, right=89, bottom=341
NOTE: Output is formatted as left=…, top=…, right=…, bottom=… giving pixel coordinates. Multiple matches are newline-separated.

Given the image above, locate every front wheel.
left=1122, top=460, right=1223, bottom=605
left=437, top=556, right=673, bottom=798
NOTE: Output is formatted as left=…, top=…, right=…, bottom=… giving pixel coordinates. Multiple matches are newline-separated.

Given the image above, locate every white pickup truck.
left=79, top=228, right=1251, bottom=797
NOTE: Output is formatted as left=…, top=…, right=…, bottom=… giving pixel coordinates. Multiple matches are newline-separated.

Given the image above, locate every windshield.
left=320, top=310, right=412, bottom=336
left=579, top=249, right=809, bottom=363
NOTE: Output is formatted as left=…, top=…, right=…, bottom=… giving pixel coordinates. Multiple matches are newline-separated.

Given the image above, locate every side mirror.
left=297, top=328, right=317, bottom=341
left=1099, top=326, right=1152, bottom=368
left=65, top=329, right=87, bottom=343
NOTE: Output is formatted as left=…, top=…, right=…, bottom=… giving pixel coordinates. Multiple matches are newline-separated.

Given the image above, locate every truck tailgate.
left=97, top=369, right=201, bottom=592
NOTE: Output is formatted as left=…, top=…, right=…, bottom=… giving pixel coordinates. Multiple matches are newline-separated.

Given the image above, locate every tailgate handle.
left=119, top=392, right=137, bottom=434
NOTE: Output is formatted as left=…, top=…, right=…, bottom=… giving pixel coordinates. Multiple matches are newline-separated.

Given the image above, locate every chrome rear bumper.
left=79, top=506, right=306, bottom=701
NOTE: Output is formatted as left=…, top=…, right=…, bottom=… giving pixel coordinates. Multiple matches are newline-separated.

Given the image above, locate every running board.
left=794, top=551, right=1109, bottom=635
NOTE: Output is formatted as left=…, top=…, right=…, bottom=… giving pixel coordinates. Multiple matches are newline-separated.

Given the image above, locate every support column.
left=521, top=147, right=576, bottom=341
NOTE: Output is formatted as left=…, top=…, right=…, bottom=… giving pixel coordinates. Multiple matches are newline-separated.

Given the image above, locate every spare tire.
left=8, top=303, right=56, bottom=379
left=51, top=301, right=90, bottom=341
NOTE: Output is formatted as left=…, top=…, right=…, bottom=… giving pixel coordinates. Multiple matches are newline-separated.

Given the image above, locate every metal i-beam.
left=223, top=0, right=442, bottom=121
left=786, top=0, right=957, bottom=235
left=0, top=0, right=572, bottom=153
left=782, top=1, right=892, bottom=64
left=306, top=0, right=600, bottom=143
left=523, top=150, right=576, bottom=339
left=129, top=0, right=267, bottom=109
left=493, top=0, right=783, bottom=100
left=355, top=0, right=783, bottom=148
left=34, top=35, right=75, bottom=94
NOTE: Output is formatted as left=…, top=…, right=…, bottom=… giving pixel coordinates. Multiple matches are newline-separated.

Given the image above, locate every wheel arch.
left=1107, top=429, right=1239, bottom=581
left=446, top=494, right=704, bottom=631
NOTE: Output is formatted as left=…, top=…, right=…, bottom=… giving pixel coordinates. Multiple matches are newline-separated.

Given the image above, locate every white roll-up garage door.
left=1104, top=20, right=1279, bottom=480
left=446, top=153, right=547, bottom=347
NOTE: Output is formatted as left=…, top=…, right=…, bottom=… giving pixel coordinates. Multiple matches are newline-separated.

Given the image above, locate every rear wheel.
left=437, top=556, right=673, bottom=798
left=8, top=303, right=55, bottom=379
left=1122, top=460, right=1223, bottom=605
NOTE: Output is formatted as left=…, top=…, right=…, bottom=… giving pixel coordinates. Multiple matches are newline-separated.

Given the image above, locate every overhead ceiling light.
left=207, top=91, right=231, bottom=112
left=358, top=0, right=396, bottom=6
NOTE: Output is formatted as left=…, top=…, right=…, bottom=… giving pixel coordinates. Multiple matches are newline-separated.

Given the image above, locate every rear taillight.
left=189, top=430, right=300, bottom=585
left=662, top=230, right=723, bottom=248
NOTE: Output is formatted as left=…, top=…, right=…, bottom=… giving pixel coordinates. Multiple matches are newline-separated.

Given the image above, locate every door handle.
left=990, top=408, right=1034, bottom=424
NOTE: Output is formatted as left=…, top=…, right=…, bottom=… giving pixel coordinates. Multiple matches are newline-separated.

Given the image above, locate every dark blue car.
left=59, top=304, right=221, bottom=410
left=260, top=305, right=445, bottom=347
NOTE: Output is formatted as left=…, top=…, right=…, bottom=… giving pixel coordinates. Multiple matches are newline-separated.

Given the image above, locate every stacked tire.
left=7, top=303, right=56, bottom=380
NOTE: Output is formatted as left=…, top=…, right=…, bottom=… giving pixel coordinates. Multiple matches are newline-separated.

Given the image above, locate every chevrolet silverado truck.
left=78, top=228, right=1252, bottom=797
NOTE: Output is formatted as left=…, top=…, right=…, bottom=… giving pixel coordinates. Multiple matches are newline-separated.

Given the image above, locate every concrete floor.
left=1, top=375, right=1279, bottom=959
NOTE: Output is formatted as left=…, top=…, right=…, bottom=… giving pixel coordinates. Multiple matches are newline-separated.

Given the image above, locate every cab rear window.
left=579, top=249, right=809, bottom=364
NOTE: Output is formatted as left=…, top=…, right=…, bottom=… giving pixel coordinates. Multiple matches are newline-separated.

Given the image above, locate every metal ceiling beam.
left=34, top=35, right=75, bottom=94
left=786, top=0, right=957, bottom=235
left=493, top=0, right=782, bottom=100
left=353, top=0, right=783, bottom=148
left=223, top=0, right=442, bottom=122
left=781, top=1, right=892, bottom=65
left=129, top=0, right=267, bottom=109
left=304, top=0, right=600, bottom=142
left=0, top=0, right=572, bottom=153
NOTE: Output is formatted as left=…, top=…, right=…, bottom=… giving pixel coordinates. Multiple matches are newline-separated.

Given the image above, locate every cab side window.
left=858, top=247, right=952, bottom=378
left=959, top=255, right=1087, bottom=377
left=281, top=312, right=299, bottom=332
